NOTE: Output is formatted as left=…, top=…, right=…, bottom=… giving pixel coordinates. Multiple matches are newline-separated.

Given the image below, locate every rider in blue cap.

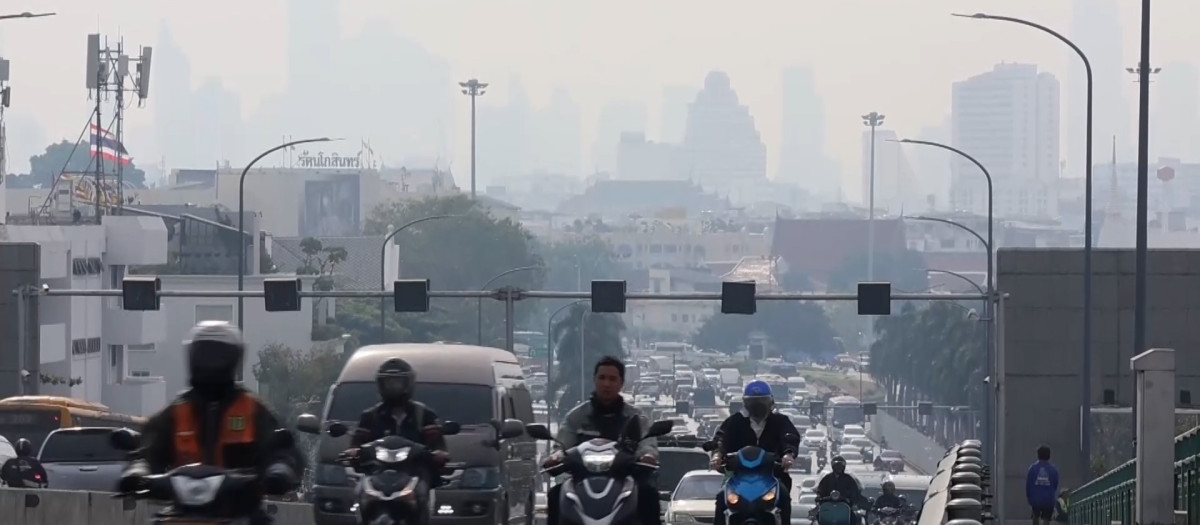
left=709, top=380, right=801, bottom=525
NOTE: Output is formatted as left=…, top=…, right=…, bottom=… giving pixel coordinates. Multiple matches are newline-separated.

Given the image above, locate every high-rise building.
left=617, top=132, right=679, bottom=180
left=592, top=100, right=647, bottom=175
left=1068, top=0, right=1130, bottom=171
left=287, top=0, right=340, bottom=92
left=682, top=71, right=767, bottom=193
left=1153, top=62, right=1200, bottom=160
left=913, top=117, right=952, bottom=211
left=531, top=87, right=582, bottom=176
left=860, top=128, right=919, bottom=215
left=660, top=85, right=697, bottom=144
left=478, top=76, right=532, bottom=180
left=778, top=66, right=837, bottom=200
left=951, top=63, right=1060, bottom=219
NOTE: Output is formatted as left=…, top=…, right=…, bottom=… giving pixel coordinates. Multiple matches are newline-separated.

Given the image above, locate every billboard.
left=300, top=175, right=361, bottom=237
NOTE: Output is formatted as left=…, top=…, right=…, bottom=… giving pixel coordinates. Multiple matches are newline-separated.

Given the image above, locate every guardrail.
left=0, top=487, right=314, bottom=525
left=917, top=439, right=991, bottom=525
left=1071, top=424, right=1200, bottom=525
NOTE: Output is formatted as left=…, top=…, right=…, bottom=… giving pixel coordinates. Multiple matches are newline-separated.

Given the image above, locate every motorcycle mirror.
left=659, top=491, right=672, bottom=501
left=442, top=421, right=462, bottom=436
left=525, top=423, right=554, bottom=441
left=830, top=490, right=842, bottom=501
left=327, top=422, right=349, bottom=438
left=701, top=440, right=717, bottom=453
left=646, top=420, right=674, bottom=438
left=270, top=428, right=294, bottom=449
left=295, top=413, right=321, bottom=435
left=110, top=428, right=140, bottom=451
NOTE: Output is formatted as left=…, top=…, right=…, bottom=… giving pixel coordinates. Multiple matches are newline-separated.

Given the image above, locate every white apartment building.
left=951, top=63, right=1061, bottom=219
left=682, top=71, right=768, bottom=199
left=1, top=216, right=169, bottom=416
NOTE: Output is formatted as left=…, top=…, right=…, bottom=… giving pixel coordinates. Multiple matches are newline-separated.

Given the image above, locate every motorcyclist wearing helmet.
left=349, top=358, right=449, bottom=481
left=710, top=380, right=801, bottom=525
left=0, top=438, right=48, bottom=488
left=118, top=321, right=305, bottom=524
left=872, top=481, right=904, bottom=510
left=545, top=356, right=662, bottom=525
left=816, top=456, right=870, bottom=523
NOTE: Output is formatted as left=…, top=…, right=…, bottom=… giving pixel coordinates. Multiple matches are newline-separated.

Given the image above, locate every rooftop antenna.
left=85, top=32, right=152, bottom=220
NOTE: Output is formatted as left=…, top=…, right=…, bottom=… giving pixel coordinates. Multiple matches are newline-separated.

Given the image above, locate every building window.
left=71, top=257, right=104, bottom=276
left=130, top=370, right=151, bottom=378
left=127, top=343, right=155, bottom=352
left=195, top=304, right=234, bottom=323
left=71, top=337, right=101, bottom=355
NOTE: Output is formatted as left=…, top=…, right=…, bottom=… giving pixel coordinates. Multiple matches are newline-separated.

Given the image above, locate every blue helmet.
left=743, top=380, right=774, bottom=418
left=744, top=380, right=772, bottom=397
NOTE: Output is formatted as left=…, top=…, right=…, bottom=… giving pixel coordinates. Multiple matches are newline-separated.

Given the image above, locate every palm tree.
left=547, top=304, right=627, bottom=418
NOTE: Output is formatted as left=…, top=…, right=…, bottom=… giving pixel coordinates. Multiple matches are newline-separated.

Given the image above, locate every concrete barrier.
left=917, top=439, right=991, bottom=525
left=0, top=487, right=315, bottom=524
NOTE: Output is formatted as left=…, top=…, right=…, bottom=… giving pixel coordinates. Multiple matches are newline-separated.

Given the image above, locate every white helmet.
left=185, top=321, right=244, bottom=388
left=185, top=320, right=244, bottom=347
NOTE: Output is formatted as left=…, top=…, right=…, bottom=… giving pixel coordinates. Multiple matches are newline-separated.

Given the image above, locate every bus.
left=513, top=331, right=548, bottom=357
left=828, top=395, right=865, bottom=428
left=0, top=396, right=146, bottom=449
left=756, top=374, right=790, bottom=401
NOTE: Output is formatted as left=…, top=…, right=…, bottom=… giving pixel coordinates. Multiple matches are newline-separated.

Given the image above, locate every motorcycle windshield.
left=727, top=472, right=775, bottom=501
left=816, top=501, right=852, bottom=525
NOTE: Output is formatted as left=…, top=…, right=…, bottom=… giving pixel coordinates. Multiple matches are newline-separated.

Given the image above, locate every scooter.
left=810, top=491, right=853, bottom=525
left=526, top=417, right=674, bottom=525
left=327, top=420, right=462, bottom=525
left=872, top=506, right=904, bottom=525
left=110, top=427, right=294, bottom=524
left=713, top=445, right=784, bottom=525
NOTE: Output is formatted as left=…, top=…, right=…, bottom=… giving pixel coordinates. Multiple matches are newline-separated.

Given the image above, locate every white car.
left=841, top=424, right=867, bottom=443
left=802, top=429, right=826, bottom=448
left=666, top=471, right=725, bottom=524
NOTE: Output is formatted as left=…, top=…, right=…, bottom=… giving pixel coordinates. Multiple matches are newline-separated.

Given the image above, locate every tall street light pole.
left=238, top=137, right=334, bottom=330
left=477, top=265, right=542, bottom=345
left=952, top=11, right=1096, bottom=476
left=459, top=79, right=488, bottom=198
left=377, top=215, right=462, bottom=341
left=0, top=12, right=54, bottom=20
left=862, top=112, right=884, bottom=356
left=1132, top=0, right=1152, bottom=455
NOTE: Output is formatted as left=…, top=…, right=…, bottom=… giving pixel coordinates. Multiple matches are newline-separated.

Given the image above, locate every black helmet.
left=14, top=438, right=32, bottom=457
left=882, top=481, right=896, bottom=494
left=185, top=321, right=244, bottom=393
left=377, top=358, right=416, bottom=405
left=831, top=455, right=846, bottom=473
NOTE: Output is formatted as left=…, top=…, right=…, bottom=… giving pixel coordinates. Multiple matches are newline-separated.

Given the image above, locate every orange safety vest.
left=172, top=393, right=258, bottom=467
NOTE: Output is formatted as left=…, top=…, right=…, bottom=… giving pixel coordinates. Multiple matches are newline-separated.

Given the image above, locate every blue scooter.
left=707, top=444, right=784, bottom=525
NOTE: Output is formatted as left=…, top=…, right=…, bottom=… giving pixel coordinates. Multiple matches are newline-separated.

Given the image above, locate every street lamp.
left=0, top=12, right=55, bottom=20
left=927, top=268, right=985, bottom=295
left=377, top=215, right=463, bottom=342
left=237, top=137, right=335, bottom=330
left=862, top=112, right=885, bottom=284
left=459, top=79, right=488, bottom=198
left=952, top=11, right=1096, bottom=475
left=477, top=265, right=542, bottom=345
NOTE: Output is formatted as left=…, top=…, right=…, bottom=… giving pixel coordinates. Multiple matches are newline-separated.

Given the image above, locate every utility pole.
left=1131, top=0, right=1153, bottom=454
left=861, top=112, right=885, bottom=349
left=459, top=79, right=488, bottom=198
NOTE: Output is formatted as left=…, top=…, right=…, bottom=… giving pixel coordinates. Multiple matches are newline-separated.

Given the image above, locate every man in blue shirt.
left=1026, top=445, right=1060, bottom=525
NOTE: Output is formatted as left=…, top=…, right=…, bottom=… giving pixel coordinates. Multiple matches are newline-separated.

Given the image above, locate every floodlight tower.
left=459, top=78, right=487, bottom=198
left=85, top=34, right=152, bottom=219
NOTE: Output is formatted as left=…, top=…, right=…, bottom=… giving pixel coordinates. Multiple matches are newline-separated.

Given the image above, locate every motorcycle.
left=703, top=434, right=798, bottom=525
left=810, top=491, right=853, bottom=525
left=526, top=417, right=674, bottom=525
left=872, top=506, right=905, bottom=525
left=326, top=420, right=462, bottom=525
left=110, top=427, right=294, bottom=524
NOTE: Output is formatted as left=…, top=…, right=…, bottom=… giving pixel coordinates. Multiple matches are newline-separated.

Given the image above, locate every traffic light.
left=720, top=281, right=756, bottom=314
left=918, top=402, right=933, bottom=416
left=862, top=402, right=877, bottom=416
left=857, top=282, right=892, bottom=315
left=122, top=277, right=161, bottom=311
left=808, top=401, right=825, bottom=417
left=393, top=279, right=430, bottom=312
left=264, top=278, right=302, bottom=312
left=591, top=280, right=627, bottom=313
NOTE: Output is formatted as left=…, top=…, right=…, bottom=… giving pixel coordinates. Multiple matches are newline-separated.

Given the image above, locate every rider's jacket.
left=713, top=411, right=800, bottom=485
left=351, top=400, right=446, bottom=451
left=816, top=472, right=868, bottom=507
left=873, top=493, right=903, bottom=510
left=555, top=394, right=657, bottom=459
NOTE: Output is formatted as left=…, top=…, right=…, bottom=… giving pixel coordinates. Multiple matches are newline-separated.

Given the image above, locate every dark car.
left=875, top=449, right=906, bottom=472
left=657, top=436, right=712, bottom=499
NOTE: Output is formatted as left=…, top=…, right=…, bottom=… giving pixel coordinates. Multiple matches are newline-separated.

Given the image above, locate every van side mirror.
left=327, top=422, right=349, bottom=438
left=498, top=419, right=524, bottom=440
left=659, top=491, right=672, bottom=501
left=646, top=420, right=674, bottom=438
left=296, top=414, right=321, bottom=435
left=110, top=428, right=140, bottom=451
left=442, top=421, right=462, bottom=436
left=271, top=428, right=294, bottom=449
left=525, top=424, right=554, bottom=441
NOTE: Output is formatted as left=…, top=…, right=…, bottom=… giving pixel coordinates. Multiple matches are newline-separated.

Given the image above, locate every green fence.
left=1071, top=426, right=1200, bottom=525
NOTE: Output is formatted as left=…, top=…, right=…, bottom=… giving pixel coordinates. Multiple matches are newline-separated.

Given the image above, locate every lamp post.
left=862, top=112, right=885, bottom=284
left=547, top=299, right=589, bottom=426
left=377, top=215, right=461, bottom=341
left=477, top=265, right=542, bottom=345
left=459, top=79, right=488, bottom=198
left=927, top=268, right=985, bottom=295
left=238, top=137, right=334, bottom=330
left=1132, top=0, right=1152, bottom=458
left=0, top=12, right=55, bottom=20
left=952, top=11, right=1096, bottom=475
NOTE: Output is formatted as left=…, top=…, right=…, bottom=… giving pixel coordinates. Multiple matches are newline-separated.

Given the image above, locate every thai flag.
left=89, top=124, right=132, bottom=165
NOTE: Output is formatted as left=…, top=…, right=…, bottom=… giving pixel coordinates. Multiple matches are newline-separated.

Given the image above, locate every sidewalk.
left=867, top=410, right=947, bottom=474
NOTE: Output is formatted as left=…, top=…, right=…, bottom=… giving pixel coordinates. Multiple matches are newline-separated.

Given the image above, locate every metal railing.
left=1071, top=424, right=1200, bottom=525
left=917, top=439, right=990, bottom=525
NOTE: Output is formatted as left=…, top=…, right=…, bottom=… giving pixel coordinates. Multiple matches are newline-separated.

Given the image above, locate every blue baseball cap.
left=744, top=380, right=772, bottom=397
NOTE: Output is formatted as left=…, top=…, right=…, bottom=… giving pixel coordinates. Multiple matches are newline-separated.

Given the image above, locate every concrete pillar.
left=1132, top=348, right=1176, bottom=525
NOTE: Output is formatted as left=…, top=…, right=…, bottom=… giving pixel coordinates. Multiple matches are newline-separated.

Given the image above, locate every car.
left=658, top=442, right=713, bottom=499
left=666, top=471, right=725, bottom=524
left=802, top=429, right=826, bottom=448
left=791, top=487, right=818, bottom=525
left=38, top=427, right=127, bottom=491
left=839, top=450, right=863, bottom=463
left=841, top=424, right=867, bottom=443
left=876, top=449, right=906, bottom=472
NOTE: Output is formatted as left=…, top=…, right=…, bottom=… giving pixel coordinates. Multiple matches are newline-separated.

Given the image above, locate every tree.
left=535, top=235, right=621, bottom=292
left=547, top=304, right=626, bottom=418
left=690, top=302, right=839, bottom=359
left=868, top=302, right=985, bottom=408
left=363, top=195, right=543, bottom=344
left=295, top=237, right=348, bottom=291
left=826, top=249, right=929, bottom=293
left=253, top=342, right=351, bottom=424
left=15, top=139, right=147, bottom=188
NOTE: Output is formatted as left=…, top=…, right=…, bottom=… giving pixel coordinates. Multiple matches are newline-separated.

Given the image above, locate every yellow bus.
left=0, top=396, right=146, bottom=448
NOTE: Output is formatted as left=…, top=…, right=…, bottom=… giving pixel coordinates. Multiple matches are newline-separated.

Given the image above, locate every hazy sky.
left=1, top=0, right=1197, bottom=197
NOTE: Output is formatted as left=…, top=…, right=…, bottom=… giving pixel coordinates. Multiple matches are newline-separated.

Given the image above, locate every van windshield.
left=39, top=429, right=125, bottom=462
left=326, top=382, right=494, bottom=425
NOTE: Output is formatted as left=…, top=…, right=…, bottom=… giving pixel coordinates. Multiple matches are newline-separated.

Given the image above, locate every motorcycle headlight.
left=581, top=451, right=617, bottom=473
left=375, top=446, right=411, bottom=463
left=726, top=492, right=740, bottom=505
left=170, top=475, right=225, bottom=506
left=761, top=488, right=776, bottom=502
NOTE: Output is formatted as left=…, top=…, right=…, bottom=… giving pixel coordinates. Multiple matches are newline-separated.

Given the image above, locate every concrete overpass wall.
left=998, top=248, right=1200, bottom=517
